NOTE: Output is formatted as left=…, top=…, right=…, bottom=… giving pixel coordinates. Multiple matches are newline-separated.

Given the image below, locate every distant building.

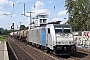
left=31, top=13, right=48, bottom=28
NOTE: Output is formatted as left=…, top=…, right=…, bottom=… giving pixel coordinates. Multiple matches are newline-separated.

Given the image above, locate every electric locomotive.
left=28, top=23, right=76, bottom=55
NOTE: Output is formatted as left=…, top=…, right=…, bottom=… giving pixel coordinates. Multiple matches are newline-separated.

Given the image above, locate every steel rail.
left=7, top=37, right=37, bottom=60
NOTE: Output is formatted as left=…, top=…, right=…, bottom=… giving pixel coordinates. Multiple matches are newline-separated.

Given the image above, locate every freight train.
left=10, top=13, right=76, bottom=55
left=10, top=24, right=76, bottom=55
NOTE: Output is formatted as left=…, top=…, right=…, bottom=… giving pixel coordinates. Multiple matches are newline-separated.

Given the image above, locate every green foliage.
left=0, top=36, right=5, bottom=41
left=0, top=31, right=1, bottom=34
left=0, top=28, right=4, bottom=34
left=65, top=0, right=90, bottom=31
left=20, top=25, right=29, bottom=30
left=20, top=25, right=25, bottom=30
left=25, top=26, right=29, bottom=30
left=0, top=25, right=28, bottom=35
left=3, top=29, right=14, bottom=35
left=3, top=29, right=9, bottom=35
left=1, top=29, right=17, bottom=35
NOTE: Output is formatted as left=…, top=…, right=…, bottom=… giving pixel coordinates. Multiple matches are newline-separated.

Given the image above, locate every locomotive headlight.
left=65, top=34, right=69, bottom=37
left=60, top=33, right=65, bottom=37
left=59, top=33, right=62, bottom=37
left=68, top=34, right=73, bottom=37
left=69, top=41, right=74, bottom=44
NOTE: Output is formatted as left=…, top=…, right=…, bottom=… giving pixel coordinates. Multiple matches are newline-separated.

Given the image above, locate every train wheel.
left=46, top=48, right=50, bottom=53
left=53, top=50, right=56, bottom=55
left=72, top=46, right=76, bottom=52
left=66, top=47, right=70, bottom=52
left=50, top=50, right=53, bottom=54
left=41, top=46, right=44, bottom=50
left=73, top=47, right=76, bottom=52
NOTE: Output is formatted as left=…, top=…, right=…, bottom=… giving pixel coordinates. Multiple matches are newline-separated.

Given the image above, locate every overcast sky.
left=0, top=0, right=68, bottom=30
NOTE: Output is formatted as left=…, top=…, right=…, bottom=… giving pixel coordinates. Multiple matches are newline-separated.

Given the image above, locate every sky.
left=0, top=0, right=68, bottom=30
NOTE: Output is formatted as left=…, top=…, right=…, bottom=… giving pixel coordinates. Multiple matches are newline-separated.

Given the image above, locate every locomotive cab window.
left=63, top=28, right=71, bottom=33
left=55, top=29, right=62, bottom=33
left=48, top=28, right=50, bottom=34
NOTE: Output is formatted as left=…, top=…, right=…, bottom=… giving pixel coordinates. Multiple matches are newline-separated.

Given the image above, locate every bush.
left=0, top=36, right=5, bottom=41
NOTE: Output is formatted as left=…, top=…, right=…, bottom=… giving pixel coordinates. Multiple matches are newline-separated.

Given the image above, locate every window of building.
left=43, top=19, right=46, bottom=23
left=40, top=19, right=42, bottom=23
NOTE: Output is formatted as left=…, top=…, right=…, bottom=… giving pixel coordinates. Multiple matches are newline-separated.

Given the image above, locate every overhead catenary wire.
left=9, top=0, right=21, bottom=29
left=32, top=0, right=65, bottom=14
left=39, top=0, right=65, bottom=18
left=11, top=0, right=65, bottom=18
left=48, top=0, right=64, bottom=11
left=12, top=0, right=64, bottom=15
left=9, top=0, right=65, bottom=29
left=12, top=0, right=21, bottom=15
left=11, top=1, right=14, bottom=15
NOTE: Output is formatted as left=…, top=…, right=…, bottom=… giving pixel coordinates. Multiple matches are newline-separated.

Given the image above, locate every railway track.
left=6, top=37, right=36, bottom=60
left=6, top=36, right=90, bottom=60
left=6, top=37, right=60, bottom=60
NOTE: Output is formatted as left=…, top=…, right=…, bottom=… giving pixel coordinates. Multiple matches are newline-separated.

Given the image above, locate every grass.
left=0, top=36, right=5, bottom=41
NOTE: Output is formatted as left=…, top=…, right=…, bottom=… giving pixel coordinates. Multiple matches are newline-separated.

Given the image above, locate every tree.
left=25, top=26, right=29, bottom=29
left=65, top=0, right=90, bottom=31
left=0, top=28, right=4, bottom=35
left=3, top=29, right=9, bottom=35
left=20, top=25, right=25, bottom=30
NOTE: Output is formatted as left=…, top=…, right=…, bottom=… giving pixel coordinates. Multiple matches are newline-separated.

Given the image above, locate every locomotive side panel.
left=41, top=28, right=46, bottom=46
left=36, top=29, right=42, bottom=45
left=28, top=29, right=42, bottom=45
left=45, top=24, right=56, bottom=50
left=29, top=30, right=33, bottom=43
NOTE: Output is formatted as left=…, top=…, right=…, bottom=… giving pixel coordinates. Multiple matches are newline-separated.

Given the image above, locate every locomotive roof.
left=47, top=21, right=61, bottom=24
left=53, top=24, right=70, bottom=26
left=45, top=24, right=71, bottom=28
left=54, top=24, right=70, bottom=28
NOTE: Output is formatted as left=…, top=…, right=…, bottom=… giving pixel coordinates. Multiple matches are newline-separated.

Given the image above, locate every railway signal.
left=11, top=23, right=14, bottom=30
